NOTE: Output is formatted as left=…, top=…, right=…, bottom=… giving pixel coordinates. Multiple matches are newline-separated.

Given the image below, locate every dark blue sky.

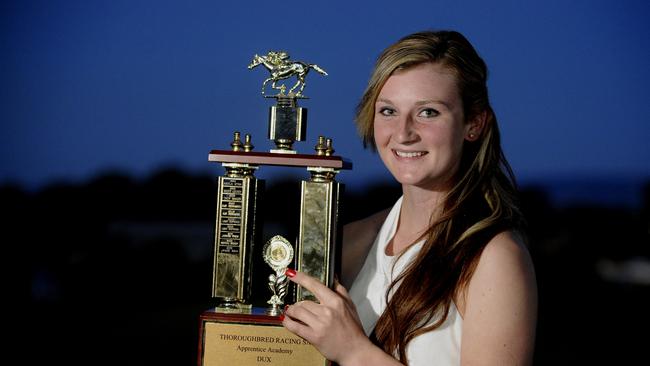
left=2, top=0, right=649, bottom=196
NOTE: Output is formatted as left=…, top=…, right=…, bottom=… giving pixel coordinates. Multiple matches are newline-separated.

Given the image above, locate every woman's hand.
left=281, top=269, right=373, bottom=365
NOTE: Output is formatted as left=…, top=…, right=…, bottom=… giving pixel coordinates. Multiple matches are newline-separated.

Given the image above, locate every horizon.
left=3, top=164, right=647, bottom=210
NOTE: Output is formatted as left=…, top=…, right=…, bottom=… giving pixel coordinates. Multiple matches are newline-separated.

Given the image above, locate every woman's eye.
left=378, top=107, right=396, bottom=116
left=418, top=108, right=440, bottom=118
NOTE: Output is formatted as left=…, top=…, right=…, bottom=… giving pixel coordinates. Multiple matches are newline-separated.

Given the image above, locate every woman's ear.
left=465, top=110, right=488, bottom=141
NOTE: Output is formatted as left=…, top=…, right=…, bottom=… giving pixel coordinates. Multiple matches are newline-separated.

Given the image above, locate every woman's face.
left=373, top=62, right=474, bottom=190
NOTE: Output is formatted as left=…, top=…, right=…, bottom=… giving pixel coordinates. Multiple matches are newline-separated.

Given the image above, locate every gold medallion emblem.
left=263, top=235, right=294, bottom=271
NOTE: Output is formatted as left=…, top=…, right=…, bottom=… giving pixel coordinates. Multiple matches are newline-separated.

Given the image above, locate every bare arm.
left=459, top=231, right=538, bottom=365
left=341, top=208, right=390, bottom=288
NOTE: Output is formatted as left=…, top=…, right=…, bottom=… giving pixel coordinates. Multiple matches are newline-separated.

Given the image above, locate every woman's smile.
left=393, top=149, right=428, bottom=159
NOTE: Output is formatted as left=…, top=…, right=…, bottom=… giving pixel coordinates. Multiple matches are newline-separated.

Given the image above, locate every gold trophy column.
left=211, top=133, right=263, bottom=308
left=296, top=137, right=342, bottom=301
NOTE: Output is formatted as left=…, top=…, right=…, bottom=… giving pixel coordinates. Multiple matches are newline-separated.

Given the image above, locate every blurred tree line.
left=3, top=168, right=649, bottom=365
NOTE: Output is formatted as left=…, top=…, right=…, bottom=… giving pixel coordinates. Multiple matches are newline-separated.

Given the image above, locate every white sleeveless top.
left=349, top=197, right=463, bottom=366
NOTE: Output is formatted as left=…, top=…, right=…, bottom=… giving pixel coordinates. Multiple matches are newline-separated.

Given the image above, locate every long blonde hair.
left=355, top=30, right=524, bottom=363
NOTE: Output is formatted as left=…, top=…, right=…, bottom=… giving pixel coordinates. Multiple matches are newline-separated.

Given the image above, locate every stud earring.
left=468, top=132, right=476, bottom=139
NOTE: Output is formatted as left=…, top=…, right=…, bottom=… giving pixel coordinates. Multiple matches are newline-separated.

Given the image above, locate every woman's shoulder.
left=482, top=231, right=536, bottom=284
left=340, top=208, right=391, bottom=288
left=480, top=230, right=532, bottom=268
left=457, top=230, right=536, bottom=314
left=468, top=230, right=536, bottom=297
left=343, top=208, right=392, bottom=253
left=344, top=208, right=391, bottom=236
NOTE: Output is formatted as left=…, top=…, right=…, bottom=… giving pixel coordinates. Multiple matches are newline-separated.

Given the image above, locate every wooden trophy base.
left=198, top=307, right=329, bottom=366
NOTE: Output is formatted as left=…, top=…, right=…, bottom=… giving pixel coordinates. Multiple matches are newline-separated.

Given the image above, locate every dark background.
left=8, top=170, right=650, bottom=364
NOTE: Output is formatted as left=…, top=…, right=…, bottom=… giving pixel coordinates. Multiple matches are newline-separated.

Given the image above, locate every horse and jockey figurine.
left=248, top=51, right=328, bottom=98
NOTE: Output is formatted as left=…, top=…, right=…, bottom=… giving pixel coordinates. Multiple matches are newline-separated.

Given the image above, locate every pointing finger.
left=285, top=268, right=335, bottom=304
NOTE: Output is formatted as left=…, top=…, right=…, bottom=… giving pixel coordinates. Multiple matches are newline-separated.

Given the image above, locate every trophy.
left=198, top=51, right=351, bottom=366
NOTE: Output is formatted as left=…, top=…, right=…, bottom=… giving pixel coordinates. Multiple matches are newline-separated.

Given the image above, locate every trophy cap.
left=248, top=51, right=327, bottom=98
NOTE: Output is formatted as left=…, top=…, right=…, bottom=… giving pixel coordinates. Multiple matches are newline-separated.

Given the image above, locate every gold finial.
left=325, top=138, right=334, bottom=156
left=315, top=136, right=327, bottom=156
left=243, top=134, right=254, bottom=152
left=230, top=131, right=243, bottom=152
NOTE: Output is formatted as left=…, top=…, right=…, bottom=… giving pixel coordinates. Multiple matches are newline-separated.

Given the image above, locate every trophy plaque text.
left=198, top=51, right=350, bottom=366
left=199, top=309, right=327, bottom=366
left=211, top=145, right=263, bottom=308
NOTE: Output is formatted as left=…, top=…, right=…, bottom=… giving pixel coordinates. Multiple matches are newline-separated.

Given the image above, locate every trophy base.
left=198, top=307, right=330, bottom=366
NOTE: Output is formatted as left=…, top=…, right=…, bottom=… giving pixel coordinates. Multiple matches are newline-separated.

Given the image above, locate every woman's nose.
left=394, top=115, right=418, bottom=144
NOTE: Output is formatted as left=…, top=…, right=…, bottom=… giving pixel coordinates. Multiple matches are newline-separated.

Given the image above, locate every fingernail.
left=284, top=304, right=289, bottom=312
left=279, top=314, right=285, bottom=321
left=285, top=268, right=296, bottom=278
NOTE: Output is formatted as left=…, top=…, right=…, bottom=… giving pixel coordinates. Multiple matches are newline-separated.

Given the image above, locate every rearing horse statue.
left=248, top=51, right=328, bottom=97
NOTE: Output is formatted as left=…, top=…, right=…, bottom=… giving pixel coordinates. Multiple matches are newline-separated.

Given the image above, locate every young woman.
left=282, top=30, right=537, bottom=366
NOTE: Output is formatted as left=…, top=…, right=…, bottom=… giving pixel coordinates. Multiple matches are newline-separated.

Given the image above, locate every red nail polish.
left=285, top=268, right=296, bottom=278
left=279, top=314, right=285, bottom=321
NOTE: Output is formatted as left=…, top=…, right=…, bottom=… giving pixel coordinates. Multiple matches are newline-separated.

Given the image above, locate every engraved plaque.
left=199, top=308, right=329, bottom=366
left=212, top=175, right=263, bottom=306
